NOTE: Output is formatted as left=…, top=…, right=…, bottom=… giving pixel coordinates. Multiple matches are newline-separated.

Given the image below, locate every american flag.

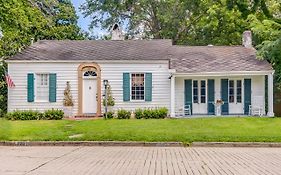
left=5, top=71, right=15, bottom=88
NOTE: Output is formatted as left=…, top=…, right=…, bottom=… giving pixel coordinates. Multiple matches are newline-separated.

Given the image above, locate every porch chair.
left=249, top=96, right=265, bottom=117
left=174, top=105, right=191, bottom=118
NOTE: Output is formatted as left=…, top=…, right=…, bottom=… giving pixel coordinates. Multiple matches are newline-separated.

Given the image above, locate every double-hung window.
left=131, top=73, right=145, bottom=100
left=36, top=74, right=49, bottom=101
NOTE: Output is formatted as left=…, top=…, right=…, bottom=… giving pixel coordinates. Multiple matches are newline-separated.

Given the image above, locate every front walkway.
left=0, top=146, right=280, bottom=175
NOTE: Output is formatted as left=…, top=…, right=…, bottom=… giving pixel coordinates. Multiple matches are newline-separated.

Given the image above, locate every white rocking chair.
left=175, top=105, right=191, bottom=118
left=249, top=96, right=265, bottom=117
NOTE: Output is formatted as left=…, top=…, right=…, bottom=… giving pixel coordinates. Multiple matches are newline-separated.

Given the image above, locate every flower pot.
left=63, top=106, right=73, bottom=118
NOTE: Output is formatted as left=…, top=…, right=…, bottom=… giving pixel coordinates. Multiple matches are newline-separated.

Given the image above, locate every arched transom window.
left=83, top=71, right=97, bottom=77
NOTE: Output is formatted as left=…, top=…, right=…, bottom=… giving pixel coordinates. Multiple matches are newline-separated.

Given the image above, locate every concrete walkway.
left=0, top=146, right=280, bottom=175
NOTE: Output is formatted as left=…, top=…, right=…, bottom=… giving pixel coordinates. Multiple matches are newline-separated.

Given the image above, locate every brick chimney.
left=111, top=24, right=124, bottom=40
left=242, top=31, right=252, bottom=48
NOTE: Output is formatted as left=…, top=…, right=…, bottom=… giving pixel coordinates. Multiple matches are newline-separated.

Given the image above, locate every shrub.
left=103, top=111, right=114, bottom=119
left=135, top=108, right=143, bottom=119
left=156, top=107, right=168, bottom=119
left=44, top=109, right=64, bottom=120
left=137, top=107, right=168, bottom=119
left=63, top=81, right=74, bottom=106
left=117, top=109, right=131, bottom=119
left=5, top=110, right=42, bottom=120
left=143, top=109, right=152, bottom=119
left=103, top=84, right=115, bottom=106
left=4, top=109, right=64, bottom=120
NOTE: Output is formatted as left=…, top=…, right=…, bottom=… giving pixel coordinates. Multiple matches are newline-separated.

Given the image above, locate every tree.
left=81, top=0, right=208, bottom=42
left=0, top=0, right=84, bottom=116
left=247, top=1, right=281, bottom=88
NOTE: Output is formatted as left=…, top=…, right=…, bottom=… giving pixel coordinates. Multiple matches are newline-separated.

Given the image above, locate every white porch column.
left=170, top=75, right=175, bottom=117
left=267, top=73, right=274, bottom=117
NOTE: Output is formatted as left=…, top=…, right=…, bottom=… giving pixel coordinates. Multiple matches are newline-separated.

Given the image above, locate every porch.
left=170, top=71, right=274, bottom=117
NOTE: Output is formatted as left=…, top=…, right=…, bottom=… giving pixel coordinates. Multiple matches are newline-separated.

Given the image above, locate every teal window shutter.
left=221, top=79, right=229, bottom=115
left=208, top=79, right=215, bottom=115
left=27, top=73, right=34, bottom=102
left=145, top=73, right=152, bottom=101
left=123, top=73, right=130, bottom=101
left=184, top=79, right=192, bottom=115
left=244, top=79, right=251, bottom=115
left=49, top=73, right=57, bottom=102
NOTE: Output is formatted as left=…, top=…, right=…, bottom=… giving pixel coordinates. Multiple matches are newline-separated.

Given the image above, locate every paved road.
left=0, top=146, right=280, bottom=175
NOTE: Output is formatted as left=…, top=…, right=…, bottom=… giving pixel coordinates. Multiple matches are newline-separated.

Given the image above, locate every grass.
left=1, top=117, right=281, bottom=144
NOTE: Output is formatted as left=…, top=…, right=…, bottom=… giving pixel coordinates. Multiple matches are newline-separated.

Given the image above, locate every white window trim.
left=35, top=73, right=49, bottom=102
left=130, top=73, right=145, bottom=102
left=228, top=79, right=243, bottom=104
left=192, top=79, right=207, bottom=104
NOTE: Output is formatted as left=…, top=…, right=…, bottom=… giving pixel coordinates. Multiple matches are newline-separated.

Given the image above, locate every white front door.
left=228, top=79, right=244, bottom=114
left=192, top=80, right=208, bottom=114
left=83, top=78, right=97, bottom=114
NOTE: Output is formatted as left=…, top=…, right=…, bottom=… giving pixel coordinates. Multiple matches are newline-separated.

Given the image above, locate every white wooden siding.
left=8, top=61, right=171, bottom=115
left=175, top=75, right=265, bottom=115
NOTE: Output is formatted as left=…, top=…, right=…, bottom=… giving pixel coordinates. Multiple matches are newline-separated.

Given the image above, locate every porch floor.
left=171, top=115, right=272, bottom=119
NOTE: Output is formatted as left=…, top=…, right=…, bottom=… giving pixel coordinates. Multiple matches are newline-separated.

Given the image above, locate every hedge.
left=5, top=109, right=64, bottom=120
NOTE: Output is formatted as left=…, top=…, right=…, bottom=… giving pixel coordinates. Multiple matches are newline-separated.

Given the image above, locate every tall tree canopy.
left=82, top=0, right=281, bottom=86
left=0, top=0, right=84, bottom=116
left=82, top=0, right=280, bottom=45
left=0, top=0, right=83, bottom=57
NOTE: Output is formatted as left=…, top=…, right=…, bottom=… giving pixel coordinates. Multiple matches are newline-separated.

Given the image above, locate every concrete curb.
left=0, top=141, right=184, bottom=147
left=1, top=141, right=281, bottom=147
left=192, top=142, right=281, bottom=147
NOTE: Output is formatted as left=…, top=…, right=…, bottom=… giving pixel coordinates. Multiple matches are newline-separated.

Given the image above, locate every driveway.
left=0, top=146, right=280, bottom=175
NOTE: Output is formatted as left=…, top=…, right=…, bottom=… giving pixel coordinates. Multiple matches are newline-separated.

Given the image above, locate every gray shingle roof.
left=9, top=40, right=172, bottom=61
left=8, top=40, right=273, bottom=73
left=169, top=46, right=272, bottom=73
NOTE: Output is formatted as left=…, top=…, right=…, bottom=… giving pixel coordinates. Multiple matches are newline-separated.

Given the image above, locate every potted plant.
left=103, top=83, right=115, bottom=118
left=63, top=81, right=74, bottom=117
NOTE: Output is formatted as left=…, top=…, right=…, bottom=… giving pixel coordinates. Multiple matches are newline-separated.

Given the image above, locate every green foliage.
left=134, top=108, right=143, bottom=119
left=44, top=109, right=64, bottom=120
left=0, top=0, right=84, bottom=116
left=0, top=61, right=7, bottom=117
left=136, top=108, right=168, bottom=119
left=103, top=84, right=115, bottom=107
left=257, top=37, right=281, bottom=88
left=83, top=0, right=279, bottom=45
left=5, top=109, right=64, bottom=120
left=117, top=109, right=131, bottom=119
left=103, top=111, right=114, bottom=119
left=63, top=81, right=74, bottom=106
left=5, top=110, right=42, bottom=120
left=157, top=107, right=169, bottom=119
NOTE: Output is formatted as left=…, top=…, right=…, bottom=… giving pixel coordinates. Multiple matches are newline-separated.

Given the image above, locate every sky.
left=71, top=0, right=106, bottom=36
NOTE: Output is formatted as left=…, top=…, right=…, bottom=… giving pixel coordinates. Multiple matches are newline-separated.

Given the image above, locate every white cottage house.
left=6, top=31, right=274, bottom=117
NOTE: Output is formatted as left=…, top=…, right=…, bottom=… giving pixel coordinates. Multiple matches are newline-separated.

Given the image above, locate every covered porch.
left=170, top=71, right=274, bottom=117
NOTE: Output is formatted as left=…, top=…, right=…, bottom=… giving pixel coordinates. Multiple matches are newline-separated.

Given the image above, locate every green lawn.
left=1, top=117, right=281, bottom=143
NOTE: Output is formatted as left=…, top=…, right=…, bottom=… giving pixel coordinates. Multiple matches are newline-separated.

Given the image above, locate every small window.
left=36, top=74, right=49, bottom=101
left=131, top=73, right=144, bottom=100
left=229, top=80, right=234, bottom=103
left=200, top=80, right=206, bottom=103
left=84, top=71, right=97, bottom=77
left=236, top=80, right=242, bottom=103
left=193, top=80, right=198, bottom=103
